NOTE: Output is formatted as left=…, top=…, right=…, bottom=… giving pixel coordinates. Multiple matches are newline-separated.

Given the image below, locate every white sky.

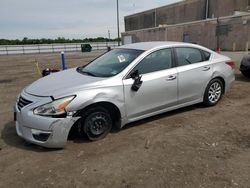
left=0, top=0, right=182, bottom=39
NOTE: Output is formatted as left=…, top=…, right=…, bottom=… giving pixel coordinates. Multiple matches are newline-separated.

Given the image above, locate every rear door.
left=123, top=48, right=178, bottom=121
left=175, top=47, right=213, bottom=104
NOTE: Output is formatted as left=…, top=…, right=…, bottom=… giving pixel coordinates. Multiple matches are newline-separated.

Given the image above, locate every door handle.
left=202, top=66, right=211, bottom=71
left=166, top=75, right=176, bottom=81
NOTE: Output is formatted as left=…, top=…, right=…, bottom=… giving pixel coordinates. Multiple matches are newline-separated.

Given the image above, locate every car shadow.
left=1, top=103, right=204, bottom=151
left=111, top=103, right=204, bottom=133
left=235, top=73, right=250, bottom=82
left=67, top=124, right=91, bottom=144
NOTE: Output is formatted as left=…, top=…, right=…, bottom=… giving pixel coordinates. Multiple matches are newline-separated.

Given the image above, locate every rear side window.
left=175, top=47, right=203, bottom=66
left=203, top=50, right=211, bottom=61
left=133, top=48, right=172, bottom=75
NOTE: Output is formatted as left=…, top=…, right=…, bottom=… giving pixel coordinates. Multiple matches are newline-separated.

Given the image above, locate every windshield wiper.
left=80, top=70, right=98, bottom=77
left=76, top=67, right=98, bottom=77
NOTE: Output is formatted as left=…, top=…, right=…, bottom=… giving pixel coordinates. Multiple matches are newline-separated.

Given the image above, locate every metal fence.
left=0, top=41, right=119, bottom=55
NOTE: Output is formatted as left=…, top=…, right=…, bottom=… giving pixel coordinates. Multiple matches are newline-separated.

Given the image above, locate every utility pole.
left=205, top=0, right=209, bottom=19
left=155, top=8, right=157, bottom=27
left=216, top=17, right=220, bottom=51
left=116, top=0, right=120, bottom=46
left=108, top=30, right=111, bottom=41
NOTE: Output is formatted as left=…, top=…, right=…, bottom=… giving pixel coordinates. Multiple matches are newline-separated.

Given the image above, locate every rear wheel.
left=203, top=79, right=223, bottom=106
left=78, top=107, right=112, bottom=141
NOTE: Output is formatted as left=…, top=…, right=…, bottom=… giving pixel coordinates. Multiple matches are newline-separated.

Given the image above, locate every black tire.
left=78, top=106, right=112, bottom=141
left=241, top=70, right=250, bottom=78
left=203, top=79, right=223, bottom=107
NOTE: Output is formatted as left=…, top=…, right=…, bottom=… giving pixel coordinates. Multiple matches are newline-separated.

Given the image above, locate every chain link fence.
left=0, top=42, right=118, bottom=55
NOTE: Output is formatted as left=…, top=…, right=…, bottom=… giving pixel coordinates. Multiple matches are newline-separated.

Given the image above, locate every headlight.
left=33, top=96, right=75, bottom=116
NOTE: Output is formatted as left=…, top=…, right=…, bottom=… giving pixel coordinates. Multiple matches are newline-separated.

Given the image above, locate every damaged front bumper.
left=15, top=91, right=80, bottom=148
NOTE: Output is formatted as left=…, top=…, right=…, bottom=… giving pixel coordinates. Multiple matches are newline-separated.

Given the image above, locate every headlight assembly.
left=33, top=96, right=75, bottom=116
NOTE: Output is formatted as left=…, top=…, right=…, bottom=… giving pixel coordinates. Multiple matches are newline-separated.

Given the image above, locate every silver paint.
left=15, top=42, right=235, bottom=148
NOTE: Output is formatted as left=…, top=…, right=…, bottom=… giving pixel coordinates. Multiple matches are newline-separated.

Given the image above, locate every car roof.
left=118, top=41, right=208, bottom=51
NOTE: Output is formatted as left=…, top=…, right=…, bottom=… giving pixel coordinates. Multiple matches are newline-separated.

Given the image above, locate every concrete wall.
left=125, top=0, right=250, bottom=32
left=122, top=14, right=250, bottom=51
left=208, top=0, right=249, bottom=18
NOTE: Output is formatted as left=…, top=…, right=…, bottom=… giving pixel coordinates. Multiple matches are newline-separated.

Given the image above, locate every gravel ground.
left=0, top=50, right=250, bottom=188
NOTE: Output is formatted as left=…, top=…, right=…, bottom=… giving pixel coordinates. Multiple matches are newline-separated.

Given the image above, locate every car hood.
left=25, top=68, right=106, bottom=97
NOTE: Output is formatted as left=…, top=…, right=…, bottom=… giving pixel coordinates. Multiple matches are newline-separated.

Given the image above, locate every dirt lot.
left=0, top=51, right=250, bottom=188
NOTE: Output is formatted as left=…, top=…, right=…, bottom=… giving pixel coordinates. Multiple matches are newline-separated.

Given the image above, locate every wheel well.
left=75, top=102, right=121, bottom=129
left=213, top=77, right=225, bottom=94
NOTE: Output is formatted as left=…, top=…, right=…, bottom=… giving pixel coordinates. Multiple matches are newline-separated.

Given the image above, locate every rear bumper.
left=224, top=70, right=235, bottom=94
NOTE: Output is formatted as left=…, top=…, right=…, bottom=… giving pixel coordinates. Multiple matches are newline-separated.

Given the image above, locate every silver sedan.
left=14, top=42, right=235, bottom=148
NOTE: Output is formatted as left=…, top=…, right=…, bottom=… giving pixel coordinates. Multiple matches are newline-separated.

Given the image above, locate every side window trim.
left=170, top=48, right=177, bottom=68
left=200, top=49, right=206, bottom=61
left=172, top=47, right=178, bottom=68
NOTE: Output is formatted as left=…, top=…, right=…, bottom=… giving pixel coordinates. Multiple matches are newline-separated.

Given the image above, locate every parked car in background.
left=14, top=42, right=235, bottom=148
left=240, top=53, right=250, bottom=78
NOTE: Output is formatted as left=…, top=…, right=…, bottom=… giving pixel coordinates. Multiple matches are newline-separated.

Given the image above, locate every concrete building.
left=122, top=0, right=250, bottom=51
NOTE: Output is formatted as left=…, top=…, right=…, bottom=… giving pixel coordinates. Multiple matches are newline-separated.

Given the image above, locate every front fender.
left=66, top=86, right=126, bottom=124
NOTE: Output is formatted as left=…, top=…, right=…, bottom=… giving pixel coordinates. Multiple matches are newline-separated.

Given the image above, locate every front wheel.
left=203, top=79, right=223, bottom=106
left=78, top=107, right=112, bottom=141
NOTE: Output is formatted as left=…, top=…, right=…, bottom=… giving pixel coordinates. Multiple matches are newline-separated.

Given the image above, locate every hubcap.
left=87, top=113, right=108, bottom=136
left=208, top=82, right=222, bottom=103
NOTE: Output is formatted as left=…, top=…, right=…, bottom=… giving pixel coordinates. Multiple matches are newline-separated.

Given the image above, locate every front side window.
left=78, top=48, right=144, bottom=77
left=133, top=48, right=172, bottom=75
left=176, top=47, right=203, bottom=66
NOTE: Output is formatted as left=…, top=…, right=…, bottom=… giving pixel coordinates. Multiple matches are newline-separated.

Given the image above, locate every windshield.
left=78, top=48, right=144, bottom=77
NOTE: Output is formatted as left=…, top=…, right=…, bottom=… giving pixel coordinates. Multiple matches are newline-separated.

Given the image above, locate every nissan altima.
left=14, top=42, right=235, bottom=148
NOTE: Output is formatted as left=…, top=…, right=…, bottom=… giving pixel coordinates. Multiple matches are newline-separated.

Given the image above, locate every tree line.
left=0, top=37, right=120, bottom=45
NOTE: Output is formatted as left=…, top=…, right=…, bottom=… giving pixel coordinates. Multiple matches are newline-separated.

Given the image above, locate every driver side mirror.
left=130, top=70, right=143, bottom=92
left=130, top=70, right=139, bottom=80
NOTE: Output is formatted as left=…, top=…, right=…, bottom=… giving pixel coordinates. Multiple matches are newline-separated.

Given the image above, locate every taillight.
left=226, top=61, right=235, bottom=69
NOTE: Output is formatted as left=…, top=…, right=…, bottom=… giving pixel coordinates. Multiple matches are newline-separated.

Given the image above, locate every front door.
left=123, top=48, right=178, bottom=122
